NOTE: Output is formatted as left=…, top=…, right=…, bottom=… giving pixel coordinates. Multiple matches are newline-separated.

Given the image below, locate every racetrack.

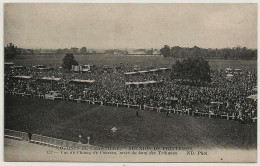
left=5, top=95, right=257, bottom=149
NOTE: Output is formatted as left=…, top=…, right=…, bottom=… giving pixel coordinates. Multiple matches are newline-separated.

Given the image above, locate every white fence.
left=4, top=129, right=94, bottom=149
left=8, top=93, right=257, bottom=122
left=4, top=129, right=29, bottom=141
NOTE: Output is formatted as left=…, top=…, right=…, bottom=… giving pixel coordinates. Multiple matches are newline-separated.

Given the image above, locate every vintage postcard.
left=3, top=3, right=257, bottom=162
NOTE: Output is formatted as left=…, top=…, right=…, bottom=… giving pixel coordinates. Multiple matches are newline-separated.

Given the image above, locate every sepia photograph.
left=3, top=3, right=257, bottom=162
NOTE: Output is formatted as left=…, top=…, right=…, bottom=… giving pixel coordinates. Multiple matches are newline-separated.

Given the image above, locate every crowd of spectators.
left=5, top=63, right=257, bottom=122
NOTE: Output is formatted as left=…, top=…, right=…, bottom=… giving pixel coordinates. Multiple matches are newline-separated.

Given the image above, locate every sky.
left=4, top=3, right=257, bottom=49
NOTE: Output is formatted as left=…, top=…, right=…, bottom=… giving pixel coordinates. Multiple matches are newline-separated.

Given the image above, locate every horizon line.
left=7, top=45, right=258, bottom=50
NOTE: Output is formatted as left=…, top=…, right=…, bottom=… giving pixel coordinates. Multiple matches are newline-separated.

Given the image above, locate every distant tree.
left=105, top=49, right=115, bottom=55
left=4, top=43, right=20, bottom=59
left=57, top=49, right=64, bottom=54
left=172, top=58, right=211, bottom=84
left=192, top=46, right=201, bottom=58
left=160, top=45, right=171, bottom=57
left=71, top=47, right=79, bottom=54
left=146, top=48, right=153, bottom=55
left=162, top=45, right=257, bottom=60
left=62, top=53, right=78, bottom=70
left=80, top=47, right=87, bottom=54
left=171, top=46, right=181, bottom=58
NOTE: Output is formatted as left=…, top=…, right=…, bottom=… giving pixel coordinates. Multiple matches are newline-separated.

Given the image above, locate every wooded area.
left=160, top=45, right=257, bottom=60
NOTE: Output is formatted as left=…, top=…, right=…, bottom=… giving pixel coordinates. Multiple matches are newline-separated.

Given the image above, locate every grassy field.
left=9, top=54, right=257, bottom=72
left=5, top=95, right=257, bottom=149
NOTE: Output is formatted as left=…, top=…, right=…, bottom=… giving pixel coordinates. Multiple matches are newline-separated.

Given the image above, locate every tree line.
left=4, top=43, right=22, bottom=59
left=172, top=58, right=211, bottom=85
left=5, top=43, right=257, bottom=60
left=160, top=45, right=257, bottom=60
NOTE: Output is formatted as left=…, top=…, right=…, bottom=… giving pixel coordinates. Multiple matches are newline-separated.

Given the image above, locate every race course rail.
left=4, top=129, right=96, bottom=149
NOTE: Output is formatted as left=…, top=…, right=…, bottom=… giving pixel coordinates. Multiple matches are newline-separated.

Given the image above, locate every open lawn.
left=5, top=95, right=257, bottom=149
left=8, top=54, right=257, bottom=72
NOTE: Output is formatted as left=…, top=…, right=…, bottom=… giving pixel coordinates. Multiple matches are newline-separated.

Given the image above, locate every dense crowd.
left=5, top=63, right=257, bottom=122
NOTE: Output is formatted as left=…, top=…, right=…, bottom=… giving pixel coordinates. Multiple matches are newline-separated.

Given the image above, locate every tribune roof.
left=70, top=79, right=95, bottom=83
left=13, top=75, right=32, bottom=79
left=41, top=77, right=61, bottom=81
